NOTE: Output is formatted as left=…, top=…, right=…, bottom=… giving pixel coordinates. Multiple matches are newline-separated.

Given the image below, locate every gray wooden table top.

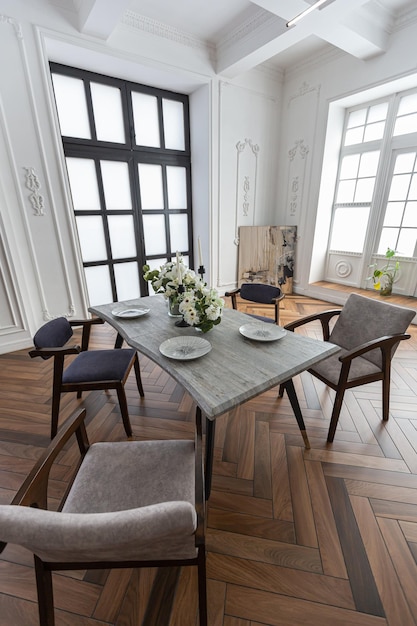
left=90, top=295, right=340, bottom=420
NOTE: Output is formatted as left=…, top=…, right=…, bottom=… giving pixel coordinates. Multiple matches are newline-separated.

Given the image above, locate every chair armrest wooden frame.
left=69, top=318, right=104, bottom=352
left=0, top=408, right=89, bottom=553
left=284, top=309, right=342, bottom=341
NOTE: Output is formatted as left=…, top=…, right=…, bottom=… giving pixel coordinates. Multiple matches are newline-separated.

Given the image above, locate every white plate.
left=239, top=322, right=286, bottom=342
left=159, top=336, right=212, bottom=360
left=112, top=307, right=150, bottom=319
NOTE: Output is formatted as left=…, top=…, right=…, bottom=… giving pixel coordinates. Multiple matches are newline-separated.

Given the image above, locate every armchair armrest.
left=29, top=345, right=80, bottom=359
left=224, top=288, right=240, bottom=297
left=339, top=333, right=411, bottom=364
left=0, top=409, right=89, bottom=554
left=284, top=309, right=342, bottom=341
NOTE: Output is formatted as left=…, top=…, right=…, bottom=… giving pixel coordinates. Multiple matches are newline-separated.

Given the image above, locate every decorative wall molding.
left=288, top=81, right=320, bottom=106
left=335, top=260, right=353, bottom=278
left=24, top=166, right=45, bottom=216
left=286, top=139, right=309, bottom=220
left=121, top=10, right=213, bottom=54
left=0, top=14, right=23, bottom=39
left=234, top=138, right=259, bottom=245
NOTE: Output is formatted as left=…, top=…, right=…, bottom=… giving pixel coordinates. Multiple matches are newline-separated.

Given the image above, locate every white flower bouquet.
left=179, top=286, right=224, bottom=333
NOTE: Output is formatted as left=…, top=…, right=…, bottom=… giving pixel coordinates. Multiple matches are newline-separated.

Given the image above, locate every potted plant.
left=368, top=247, right=400, bottom=296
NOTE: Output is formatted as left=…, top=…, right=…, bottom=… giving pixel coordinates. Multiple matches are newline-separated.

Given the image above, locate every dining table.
left=89, top=295, right=340, bottom=498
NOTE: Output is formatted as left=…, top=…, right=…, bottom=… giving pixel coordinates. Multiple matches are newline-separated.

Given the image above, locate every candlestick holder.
left=198, top=265, right=205, bottom=281
left=175, top=284, right=190, bottom=327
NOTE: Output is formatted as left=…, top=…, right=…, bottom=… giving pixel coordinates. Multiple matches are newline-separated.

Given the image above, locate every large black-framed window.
left=50, top=63, right=193, bottom=305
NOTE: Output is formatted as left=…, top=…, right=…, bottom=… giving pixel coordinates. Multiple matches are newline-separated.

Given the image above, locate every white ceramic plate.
left=112, top=307, right=150, bottom=319
left=159, top=336, right=212, bottom=360
left=239, top=322, right=286, bottom=342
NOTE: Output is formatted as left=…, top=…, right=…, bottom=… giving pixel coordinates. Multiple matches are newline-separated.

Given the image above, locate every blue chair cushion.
left=63, top=349, right=136, bottom=384
left=34, top=317, right=73, bottom=349
left=240, top=283, right=282, bottom=304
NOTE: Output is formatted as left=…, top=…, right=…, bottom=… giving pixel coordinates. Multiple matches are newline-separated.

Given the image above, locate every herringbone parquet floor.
left=1, top=293, right=417, bottom=625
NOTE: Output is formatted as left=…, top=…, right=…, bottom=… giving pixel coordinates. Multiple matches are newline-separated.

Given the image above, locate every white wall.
left=0, top=0, right=283, bottom=353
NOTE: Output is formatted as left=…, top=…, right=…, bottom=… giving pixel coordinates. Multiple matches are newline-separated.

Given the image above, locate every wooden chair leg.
left=197, top=548, right=208, bottom=626
left=134, top=354, right=144, bottom=397
left=34, top=556, right=55, bottom=626
left=50, top=390, right=61, bottom=440
left=382, top=373, right=391, bottom=421
left=327, top=388, right=346, bottom=443
left=116, top=386, right=133, bottom=437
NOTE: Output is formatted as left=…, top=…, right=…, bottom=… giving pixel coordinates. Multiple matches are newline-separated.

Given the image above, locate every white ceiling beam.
left=77, top=0, right=131, bottom=40
left=218, top=0, right=388, bottom=77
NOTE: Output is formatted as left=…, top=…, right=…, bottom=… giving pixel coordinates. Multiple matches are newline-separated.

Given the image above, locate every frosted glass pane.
left=66, top=158, right=100, bottom=210
left=76, top=216, right=107, bottom=262
left=132, top=93, right=160, bottom=147
left=330, top=206, right=370, bottom=252
left=378, top=228, right=398, bottom=254
left=84, top=266, right=112, bottom=306
left=347, top=109, right=366, bottom=128
left=398, top=93, right=417, bottom=116
left=167, top=166, right=187, bottom=209
left=114, top=262, right=140, bottom=300
left=169, top=214, right=189, bottom=251
left=383, top=202, right=404, bottom=226
left=345, top=127, right=364, bottom=146
left=340, top=154, right=359, bottom=179
left=403, top=202, right=417, bottom=227
left=108, top=215, right=136, bottom=259
left=394, top=153, right=416, bottom=174
left=354, top=178, right=375, bottom=202
left=389, top=174, right=411, bottom=201
left=394, top=113, right=417, bottom=136
left=51, top=74, right=91, bottom=139
left=358, top=151, right=380, bottom=177
left=143, top=214, right=166, bottom=255
left=363, top=121, right=385, bottom=142
left=336, top=179, right=355, bottom=203
left=138, top=164, right=164, bottom=210
left=90, top=83, right=125, bottom=143
left=397, top=228, right=417, bottom=256
left=368, top=102, right=388, bottom=122
left=101, top=161, right=132, bottom=210
left=163, top=99, right=185, bottom=150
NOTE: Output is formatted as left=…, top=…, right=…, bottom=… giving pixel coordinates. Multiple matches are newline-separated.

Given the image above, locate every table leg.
left=204, top=414, right=215, bottom=500
left=282, top=379, right=311, bottom=449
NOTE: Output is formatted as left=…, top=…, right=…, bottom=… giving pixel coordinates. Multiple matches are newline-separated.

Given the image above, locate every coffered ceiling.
left=51, top=0, right=417, bottom=77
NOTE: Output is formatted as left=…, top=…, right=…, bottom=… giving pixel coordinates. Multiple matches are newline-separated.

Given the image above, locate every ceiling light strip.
left=286, top=0, right=329, bottom=27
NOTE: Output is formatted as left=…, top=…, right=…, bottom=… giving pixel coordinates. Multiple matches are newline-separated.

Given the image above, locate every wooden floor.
left=1, top=292, right=417, bottom=625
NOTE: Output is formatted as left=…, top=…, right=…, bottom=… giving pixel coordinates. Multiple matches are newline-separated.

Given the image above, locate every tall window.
left=50, top=63, right=192, bottom=305
left=328, top=88, right=417, bottom=280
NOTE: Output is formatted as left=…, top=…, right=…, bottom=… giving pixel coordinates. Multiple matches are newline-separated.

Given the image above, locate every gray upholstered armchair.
left=0, top=408, right=207, bottom=626
left=279, top=293, right=415, bottom=442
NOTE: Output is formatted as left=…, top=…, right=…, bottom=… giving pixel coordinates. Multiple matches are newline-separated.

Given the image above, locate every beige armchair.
left=0, top=408, right=207, bottom=626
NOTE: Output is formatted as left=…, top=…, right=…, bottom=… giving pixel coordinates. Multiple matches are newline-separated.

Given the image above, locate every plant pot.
left=380, top=284, right=392, bottom=296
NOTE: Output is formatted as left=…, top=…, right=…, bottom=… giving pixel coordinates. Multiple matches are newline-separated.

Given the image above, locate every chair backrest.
left=240, top=283, right=282, bottom=304
left=329, top=293, right=415, bottom=367
left=33, top=317, right=73, bottom=349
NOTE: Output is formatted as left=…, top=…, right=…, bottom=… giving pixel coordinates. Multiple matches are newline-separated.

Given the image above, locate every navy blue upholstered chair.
left=29, top=317, right=144, bottom=438
left=225, top=283, right=285, bottom=324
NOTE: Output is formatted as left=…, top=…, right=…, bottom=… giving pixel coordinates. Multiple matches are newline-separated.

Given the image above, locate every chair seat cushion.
left=310, top=348, right=382, bottom=386
left=62, top=348, right=136, bottom=383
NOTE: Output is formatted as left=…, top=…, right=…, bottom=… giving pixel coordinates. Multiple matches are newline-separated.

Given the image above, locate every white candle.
left=198, top=237, right=203, bottom=266
left=176, top=251, right=182, bottom=285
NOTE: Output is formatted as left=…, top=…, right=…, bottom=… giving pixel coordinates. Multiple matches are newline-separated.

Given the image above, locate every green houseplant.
left=368, top=247, right=400, bottom=296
